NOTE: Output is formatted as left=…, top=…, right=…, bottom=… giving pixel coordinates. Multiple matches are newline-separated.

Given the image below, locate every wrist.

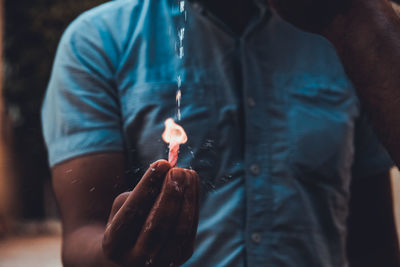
left=63, top=226, right=118, bottom=267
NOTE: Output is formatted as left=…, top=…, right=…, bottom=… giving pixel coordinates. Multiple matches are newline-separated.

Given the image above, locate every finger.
left=103, top=160, right=171, bottom=262
left=107, top=192, right=130, bottom=223
left=179, top=170, right=200, bottom=264
left=127, top=168, right=187, bottom=266
left=155, top=170, right=200, bottom=267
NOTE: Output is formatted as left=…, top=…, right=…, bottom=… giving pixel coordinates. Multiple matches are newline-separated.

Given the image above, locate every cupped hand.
left=102, top=160, right=199, bottom=266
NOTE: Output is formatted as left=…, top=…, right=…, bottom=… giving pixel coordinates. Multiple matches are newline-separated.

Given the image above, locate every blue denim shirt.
left=42, top=0, right=393, bottom=266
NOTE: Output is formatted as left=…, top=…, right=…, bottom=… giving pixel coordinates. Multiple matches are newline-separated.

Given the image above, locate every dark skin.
left=193, top=0, right=258, bottom=34
left=54, top=0, right=400, bottom=266
left=53, top=155, right=199, bottom=267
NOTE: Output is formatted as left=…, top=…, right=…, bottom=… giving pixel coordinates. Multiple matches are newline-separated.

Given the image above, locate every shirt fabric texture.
left=41, top=0, right=394, bottom=266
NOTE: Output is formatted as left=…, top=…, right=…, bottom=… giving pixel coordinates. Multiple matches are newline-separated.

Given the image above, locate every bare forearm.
left=323, top=1, right=400, bottom=166
left=63, top=225, right=119, bottom=267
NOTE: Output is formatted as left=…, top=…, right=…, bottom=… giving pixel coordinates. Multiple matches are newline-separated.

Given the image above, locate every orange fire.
left=162, top=118, right=188, bottom=167
left=176, top=90, right=182, bottom=104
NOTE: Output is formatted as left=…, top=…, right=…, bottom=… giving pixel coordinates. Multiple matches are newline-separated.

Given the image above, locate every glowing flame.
left=176, top=90, right=182, bottom=104
left=162, top=118, right=187, bottom=167
left=162, top=118, right=187, bottom=145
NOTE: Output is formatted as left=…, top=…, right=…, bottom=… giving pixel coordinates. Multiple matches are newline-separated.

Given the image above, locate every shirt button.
left=251, top=233, right=261, bottom=244
left=247, top=97, right=256, bottom=108
left=250, top=164, right=260, bottom=176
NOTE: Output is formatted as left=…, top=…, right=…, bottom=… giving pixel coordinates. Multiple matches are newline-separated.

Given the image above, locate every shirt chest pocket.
left=287, top=85, right=359, bottom=183
left=121, top=82, right=220, bottom=170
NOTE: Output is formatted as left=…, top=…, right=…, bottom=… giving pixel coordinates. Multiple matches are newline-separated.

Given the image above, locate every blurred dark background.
left=3, top=0, right=108, bottom=223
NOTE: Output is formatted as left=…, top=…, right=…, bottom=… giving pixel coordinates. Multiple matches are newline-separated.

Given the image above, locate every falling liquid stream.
left=176, top=0, right=186, bottom=122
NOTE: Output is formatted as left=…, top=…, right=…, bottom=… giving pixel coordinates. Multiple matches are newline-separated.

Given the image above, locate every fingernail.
left=151, top=160, right=171, bottom=172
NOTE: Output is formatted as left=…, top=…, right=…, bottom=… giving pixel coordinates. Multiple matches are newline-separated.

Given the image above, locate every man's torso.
left=43, top=0, right=393, bottom=266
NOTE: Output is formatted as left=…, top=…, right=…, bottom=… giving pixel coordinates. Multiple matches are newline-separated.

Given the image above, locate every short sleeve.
left=352, top=112, right=394, bottom=178
left=41, top=15, right=123, bottom=167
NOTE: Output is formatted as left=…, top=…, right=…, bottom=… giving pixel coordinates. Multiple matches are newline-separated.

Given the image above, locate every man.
left=42, top=0, right=400, bottom=266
